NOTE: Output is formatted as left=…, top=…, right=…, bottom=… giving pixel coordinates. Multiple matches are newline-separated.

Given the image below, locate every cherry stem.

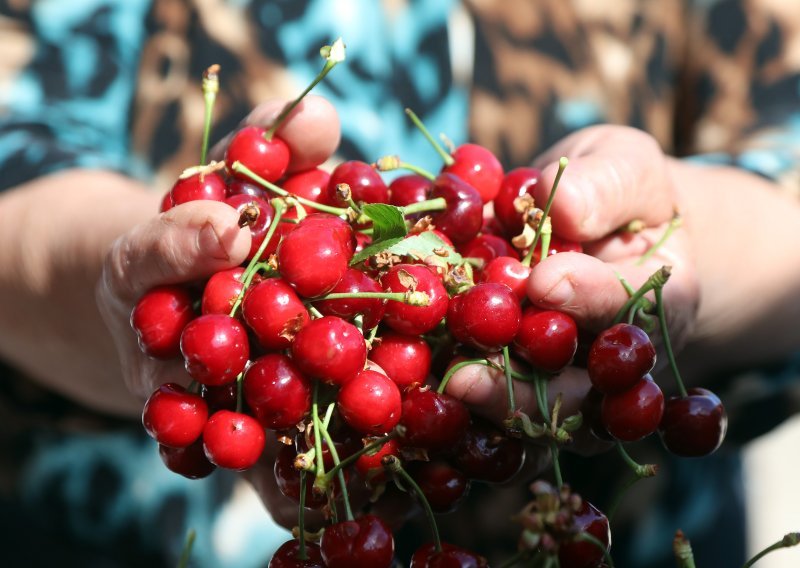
left=654, top=286, right=688, bottom=397
left=538, top=217, right=552, bottom=263
left=576, top=532, right=615, bottom=567
left=374, top=155, right=436, bottom=180
left=231, top=161, right=349, bottom=216
left=235, top=372, right=244, bottom=413
left=200, top=65, right=219, bottom=165
left=522, top=157, right=568, bottom=267
left=532, top=373, right=564, bottom=489
left=742, top=532, right=800, bottom=568
left=636, top=212, right=682, bottom=266
left=310, top=290, right=431, bottom=306
left=611, top=265, right=671, bottom=325
left=308, top=305, right=324, bottom=319
left=616, top=442, right=657, bottom=478
left=503, top=345, right=516, bottom=412
left=400, top=197, right=447, bottom=216
left=607, top=472, right=641, bottom=522
left=673, top=530, right=696, bottom=568
left=311, top=383, right=326, bottom=479
left=297, top=469, right=308, bottom=561
left=322, top=434, right=394, bottom=485
left=438, top=357, right=526, bottom=394
left=264, top=39, right=345, bottom=140
left=177, top=529, right=196, bottom=568
left=383, top=455, right=442, bottom=552
left=319, top=421, right=354, bottom=521
left=404, top=108, right=454, bottom=166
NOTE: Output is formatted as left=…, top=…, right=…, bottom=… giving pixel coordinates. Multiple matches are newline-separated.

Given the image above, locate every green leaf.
left=349, top=230, right=463, bottom=267
left=361, top=203, right=407, bottom=243
left=350, top=236, right=406, bottom=266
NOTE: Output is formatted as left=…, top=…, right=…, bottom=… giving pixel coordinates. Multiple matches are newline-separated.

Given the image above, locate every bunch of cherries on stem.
left=131, top=40, right=727, bottom=568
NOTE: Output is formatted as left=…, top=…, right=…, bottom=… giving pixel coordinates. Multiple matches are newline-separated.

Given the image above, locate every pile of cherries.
left=130, top=51, right=727, bottom=568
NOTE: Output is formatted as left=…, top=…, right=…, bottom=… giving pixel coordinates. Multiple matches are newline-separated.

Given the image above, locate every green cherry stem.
left=310, top=290, right=430, bottom=306
left=654, top=285, right=688, bottom=397
left=321, top=434, right=394, bottom=486
left=234, top=372, right=245, bottom=413
left=177, top=528, right=196, bottom=568
left=374, top=155, right=436, bottom=180
left=297, top=469, right=309, bottom=561
left=576, top=532, right=615, bottom=568
left=742, top=532, right=800, bottom=568
left=319, top=421, right=354, bottom=521
left=522, top=157, right=568, bottom=267
left=616, top=442, right=657, bottom=478
left=308, top=305, right=324, bottom=319
left=200, top=65, right=219, bottom=165
left=503, top=345, right=516, bottom=412
left=538, top=217, right=553, bottom=263
left=400, top=197, right=447, bottom=215
left=636, top=212, right=682, bottom=266
left=532, top=373, right=564, bottom=489
left=264, top=38, right=345, bottom=141
left=383, top=455, right=442, bottom=552
left=311, top=383, right=326, bottom=479
left=610, top=265, right=671, bottom=325
left=404, top=108, right=454, bottom=166
left=438, top=358, right=526, bottom=394
left=673, top=530, right=696, bottom=568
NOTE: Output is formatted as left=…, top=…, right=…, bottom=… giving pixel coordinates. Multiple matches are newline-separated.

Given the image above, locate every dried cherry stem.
left=374, top=155, right=436, bottom=180
left=297, top=469, right=309, bottom=561
left=611, top=265, right=671, bottom=325
left=231, top=161, right=349, bottom=216
left=403, top=108, right=454, bottom=166
left=673, top=530, right=696, bottom=568
left=400, top=197, right=447, bottom=215
left=742, top=532, right=800, bottom=568
left=319, top=420, right=354, bottom=521
left=382, top=455, right=442, bottom=553
left=636, top=212, right=682, bottom=266
left=503, top=345, right=516, bottom=412
left=654, top=286, right=688, bottom=397
left=522, top=157, right=568, bottom=267
left=438, top=357, right=526, bottom=394
left=576, top=532, right=615, bottom=567
left=264, top=38, right=345, bottom=141
left=310, top=290, right=431, bottom=306
left=200, top=65, right=219, bottom=165
left=177, top=529, right=196, bottom=568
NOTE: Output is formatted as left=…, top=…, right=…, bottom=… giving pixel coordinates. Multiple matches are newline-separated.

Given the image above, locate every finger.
left=210, top=94, right=341, bottom=173
left=532, top=126, right=674, bottom=242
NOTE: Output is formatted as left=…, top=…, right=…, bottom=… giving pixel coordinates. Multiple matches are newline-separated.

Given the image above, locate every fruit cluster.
left=130, top=41, right=728, bottom=567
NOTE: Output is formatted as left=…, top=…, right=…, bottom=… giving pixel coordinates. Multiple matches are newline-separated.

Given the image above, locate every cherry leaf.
left=361, top=203, right=407, bottom=243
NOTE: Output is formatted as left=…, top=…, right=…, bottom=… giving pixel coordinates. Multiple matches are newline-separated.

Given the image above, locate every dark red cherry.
left=601, top=375, right=664, bottom=442
left=268, top=539, right=325, bottom=568
left=273, top=443, right=328, bottom=509
left=479, top=256, right=531, bottom=301
left=226, top=125, right=290, bottom=183
left=658, top=388, right=727, bottom=457
left=513, top=307, right=578, bottom=373
left=226, top=178, right=267, bottom=200
left=493, top=167, right=540, bottom=238
left=588, top=323, right=656, bottom=394
left=558, top=500, right=611, bottom=568
left=315, top=268, right=386, bottom=329
left=453, top=419, right=525, bottom=483
left=429, top=173, right=483, bottom=245
left=290, top=316, right=367, bottom=385
left=225, top=194, right=277, bottom=260
left=201, top=382, right=239, bottom=414
left=443, top=143, right=503, bottom=204
left=398, top=387, right=470, bottom=452
left=368, top=332, right=432, bottom=389
left=142, top=383, right=208, bottom=448
left=327, top=160, right=389, bottom=206
left=355, top=438, right=400, bottom=485
left=278, top=223, right=350, bottom=298
left=381, top=264, right=449, bottom=336
left=165, top=171, right=227, bottom=211
left=337, top=369, right=402, bottom=436
left=159, top=438, right=216, bottom=479
left=131, top=285, right=195, bottom=359
left=242, top=278, right=310, bottom=351
left=180, top=314, right=249, bottom=386
left=409, top=460, right=470, bottom=514
left=320, top=514, right=395, bottom=568
left=244, top=354, right=312, bottom=430
left=202, top=267, right=245, bottom=316
left=447, top=282, right=521, bottom=352
left=203, top=410, right=266, bottom=470
left=389, top=174, right=431, bottom=207
left=410, top=542, right=489, bottom=568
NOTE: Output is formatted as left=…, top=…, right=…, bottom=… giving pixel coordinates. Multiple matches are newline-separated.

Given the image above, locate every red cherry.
left=226, top=179, right=267, bottom=200
left=131, top=285, right=195, bottom=359
left=381, top=264, right=449, bottom=336
left=327, top=160, right=389, bottom=206
left=142, top=383, right=208, bottom=448
left=242, top=278, right=310, bottom=351
left=588, top=323, right=657, bottom=394
left=159, top=438, right=216, bottom=479
left=601, top=375, right=664, bottom=442
left=558, top=500, right=611, bottom=568
left=290, top=316, right=367, bottom=385
left=281, top=168, right=332, bottom=210
left=409, top=460, right=470, bottom=514
left=203, top=410, right=265, bottom=470
left=268, top=539, right=325, bottom=568
left=201, top=267, right=245, bottom=316
left=443, top=143, right=503, bottom=204
left=273, top=443, right=328, bottom=509
left=298, top=213, right=357, bottom=256
left=226, top=125, right=290, bottom=183
left=479, top=256, right=531, bottom=301
left=368, top=332, right=432, bottom=389
left=458, top=234, right=518, bottom=274
left=410, top=542, right=489, bottom=567
left=243, top=354, right=312, bottom=431
left=355, top=438, right=400, bottom=485
left=429, top=173, right=483, bottom=245
left=315, top=268, right=386, bottom=329
left=658, top=388, right=727, bottom=457
left=224, top=194, right=277, bottom=260
left=164, top=171, right=227, bottom=211
left=447, top=283, right=522, bottom=352
left=389, top=174, right=431, bottom=207
left=278, top=222, right=350, bottom=298
left=513, top=307, right=578, bottom=373
left=337, top=369, right=402, bottom=436
left=320, top=514, right=395, bottom=568
left=180, top=314, right=250, bottom=386
left=398, top=387, right=470, bottom=452
left=453, top=418, right=525, bottom=483
left=493, top=167, right=540, bottom=238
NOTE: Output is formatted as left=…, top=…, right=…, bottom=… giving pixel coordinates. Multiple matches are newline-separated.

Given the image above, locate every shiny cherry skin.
left=243, top=354, right=312, bottom=430
left=453, top=418, right=525, bottom=483
left=298, top=213, right=357, bottom=255
left=159, top=438, right=216, bottom=479
left=493, top=167, right=540, bottom=238
left=429, top=173, right=483, bottom=245
left=225, top=193, right=277, bottom=260
left=355, top=438, right=400, bottom=485
left=163, top=171, right=227, bottom=211
left=180, top=314, right=249, bottom=386
left=131, top=285, right=195, bottom=359
left=480, top=256, right=531, bottom=301
left=588, top=323, right=657, bottom=394
left=389, top=173, right=431, bottom=207
left=290, top=316, right=367, bottom=385
left=443, top=143, right=503, bottom=204
left=226, top=125, right=290, bottom=183
left=201, top=382, right=239, bottom=413
left=278, top=223, right=350, bottom=298
left=659, top=388, right=727, bottom=457
left=281, top=168, right=332, bottom=210
left=337, top=369, right=402, bottom=436
left=409, top=460, right=470, bottom=513
left=447, top=282, right=522, bottom=352
left=458, top=234, right=518, bottom=274
left=410, top=542, right=489, bottom=568
left=226, top=179, right=267, bottom=200
left=242, top=278, right=310, bottom=350
left=142, top=383, right=208, bottom=448
left=601, top=374, right=664, bottom=442
left=368, top=332, right=432, bottom=389
left=201, top=267, right=245, bottom=316
left=268, top=539, right=325, bottom=568
left=320, top=514, right=395, bottom=568
left=327, top=160, right=389, bottom=206
left=513, top=307, right=578, bottom=373
left=202, top=410, right=266, bottom=470
left=558, top=500, right=611, bottom=568
left=381, top=264, right=449, bottom=336
left=315, top=268, right=386, bottom=329
left=398, top=387, right=470, bottom=452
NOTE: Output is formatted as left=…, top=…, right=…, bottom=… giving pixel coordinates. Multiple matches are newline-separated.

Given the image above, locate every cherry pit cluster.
left=130, top=41, right=729, bottom=567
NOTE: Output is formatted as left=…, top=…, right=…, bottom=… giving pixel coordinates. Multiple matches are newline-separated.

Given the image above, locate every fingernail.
left=540, top=275, right=574, bottom=308
left=197, top=222, right=230, bottom=261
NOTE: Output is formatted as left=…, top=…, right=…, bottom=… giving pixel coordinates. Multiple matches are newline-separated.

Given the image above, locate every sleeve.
left=0, top=0, right=152, bottom=191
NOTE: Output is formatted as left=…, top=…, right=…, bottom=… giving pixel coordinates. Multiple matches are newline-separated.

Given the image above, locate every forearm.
left=0, top=169, right=160, bottom=416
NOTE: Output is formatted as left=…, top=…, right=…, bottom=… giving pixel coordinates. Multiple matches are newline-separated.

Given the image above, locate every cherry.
left=368, top=332, right=432, bottom=389
left=588, top=323, right=656, bottom=394
left=337, top=369, right=402, bottom=436
left=180, top=314, right=249, bottom=386
left=131, top=285, right=195, bottom=359
left=601, top=374, right=664, bottom=442
left=479, top=256, right=531, bottom=301
left=158, top=438, right=216, bottom=479
left=493, top=167, right=540, bottom=238
left=224, top=193, right=277, bottom=260
left=273, top=443, right=328, bottom=509
left=226, top=178, right=267, bottom=200
left=428, top=173, right=483, bottom=245
left=277, top=221, right=351, bottom=298
left=389, top=173, right=431, bottom=207
left=658, top=388, right=727, bottom=457
left=201, top=267, right=245, bottom=316
left=315, top=268, right=387, bottom=329
left=410, top=542, right=489, bottom=568
left=453, top=418, right=525, bottom=483
left=398, top=387, right=470, bottom=452
left=409, top=460, right=470, bottom=514
left=290, top=316, right=367, bottom=385
left=458, top=234, right=518, bottom=273
left=202, top=410, right=265, bottom=470
left=243, top=354, right=312, bottom=431
left=242, top=278, right=310, bottom=350
left=327, top=160, right=389, bottom=206
left=268, top=539, right=325, bottom=568
left=381, top=264, right=449, bottom=336
left=202, top=382, right=239, bottom=414
left=296, top=421, right=362, bottom=471
left=443, top=143, right=503, bottom=204
left=320, top=514, right=395, bottom=568
left=513, top=307, right=578, bottom=373
left=226, top=125, right=290, bottom=183
left=163, top=170, right=227, bottom=211
left=298, top=213, right=357, bottom=255
left=142, top=383, right=208, bottom=448
left=447, top=282, right=521, bottom=352
left=281, top=168, right=332, bottom=210
left=355, top=438, right=400, bottom=485
left=558, top=500, right=611, bottom=568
